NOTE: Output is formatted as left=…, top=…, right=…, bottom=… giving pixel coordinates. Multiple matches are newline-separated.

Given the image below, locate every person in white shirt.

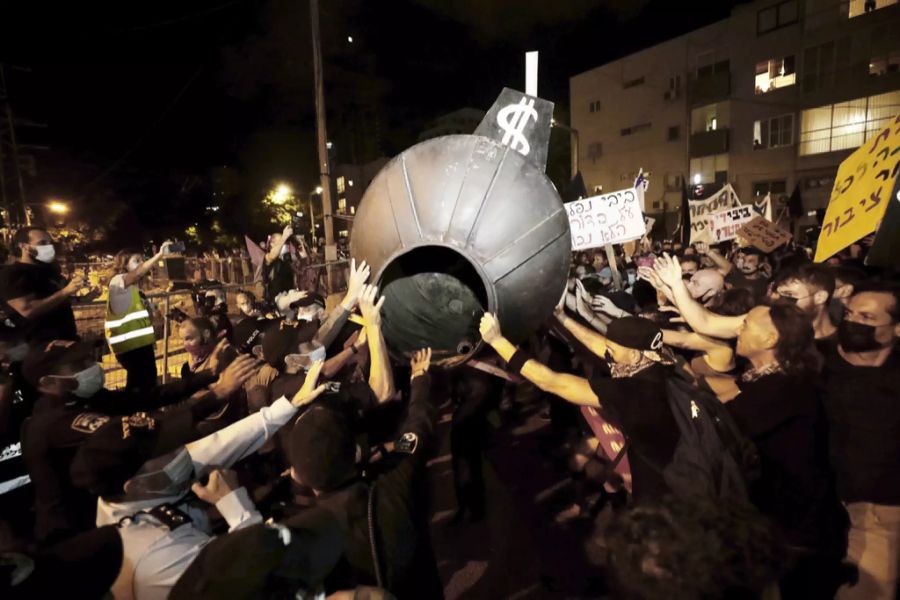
left=86, top=359, right=327, bottom=600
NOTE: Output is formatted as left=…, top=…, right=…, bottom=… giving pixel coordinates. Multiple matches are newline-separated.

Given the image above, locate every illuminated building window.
left=336, top=177, right=345, bottom=194
left=753, top=114, right=794, bottom=150
left=337, top=198, right=347, bottom=214
left=755, top=56, right=796, bottom=94
left=846, top=0, right=897, bottom=18
left=799, top=91, right=900, bottom=155
left=869, top=51, right=900, bottom=76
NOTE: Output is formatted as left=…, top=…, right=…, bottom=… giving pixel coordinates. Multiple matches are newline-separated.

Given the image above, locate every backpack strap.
left=366, top=481, right=383, bottom=589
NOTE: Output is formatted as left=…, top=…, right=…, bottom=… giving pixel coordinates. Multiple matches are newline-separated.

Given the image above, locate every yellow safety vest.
left=105, top=285, right=156, bottom=354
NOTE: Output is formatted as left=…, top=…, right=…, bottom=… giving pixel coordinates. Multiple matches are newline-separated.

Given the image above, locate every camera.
left=290, top=212, right=304, bottom=230
left=167, top=307, right=190, bottom=323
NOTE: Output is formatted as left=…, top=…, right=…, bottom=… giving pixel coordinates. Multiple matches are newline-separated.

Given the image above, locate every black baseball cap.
left=262, top=321, right=318, bottom=370
left=21, top=340, right=95, bottom=387
left=605, top=316, right=664, bottom=352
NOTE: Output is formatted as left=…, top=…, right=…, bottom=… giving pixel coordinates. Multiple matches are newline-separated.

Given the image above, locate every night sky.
left=1, top=0, right=745, bottom=244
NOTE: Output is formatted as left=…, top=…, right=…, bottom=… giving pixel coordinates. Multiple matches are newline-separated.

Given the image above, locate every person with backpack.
left=653, top=253, right=850, bottom=599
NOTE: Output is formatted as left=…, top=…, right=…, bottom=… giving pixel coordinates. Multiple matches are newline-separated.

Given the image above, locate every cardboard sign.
left=580, top=406, right=632, bottom=493
left=737, top=216, right=792, bottom=252
left=567, top=187, right=645, bottom=250
left=709, top=205, right=756, bottom=242
left=814, top=114, right=900, bottom=262
left=474, top=87, right=555, bottom=173
left=689, top=184, right=741, bottom=244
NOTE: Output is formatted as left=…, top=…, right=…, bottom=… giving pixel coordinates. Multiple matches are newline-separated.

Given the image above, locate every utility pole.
left=0, top=64, right=28, bottom=228
left=310, top=0, right=335, bottom=289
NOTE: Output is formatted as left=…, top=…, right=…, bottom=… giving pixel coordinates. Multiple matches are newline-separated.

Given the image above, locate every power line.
left=79, top=66, right=203, bottom=195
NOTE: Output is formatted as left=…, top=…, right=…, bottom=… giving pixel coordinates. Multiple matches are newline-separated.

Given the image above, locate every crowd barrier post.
left=162, top=295, right=171, bottom=384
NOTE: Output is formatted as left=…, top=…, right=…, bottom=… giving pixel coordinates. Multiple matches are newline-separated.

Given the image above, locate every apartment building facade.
left=570, top=0, right=900, bottom=232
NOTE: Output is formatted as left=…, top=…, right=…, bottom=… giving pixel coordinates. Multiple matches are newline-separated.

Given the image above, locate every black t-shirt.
left=728, top=372, right=843, bottom=548
left=0, top=262, right=78, bottom=342
left=265, top=256, right=295, bottom=302
left=820, top=344, right=900, bottom=505
left=725, top=270, right=769, bottom=302
left=589, top=362, right=679, bottom=502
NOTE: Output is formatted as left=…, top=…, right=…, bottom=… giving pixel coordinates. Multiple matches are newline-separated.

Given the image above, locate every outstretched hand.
left=358, top=284, right=386, bottom=328
left=653, top=253, right=684, bottom=288
left=343, top=258, right=370, bottom=309
left=479, top=312, right=502, bottom=344
left=410, top=348, right=432, bottom=378
left=292, top=360, right=327, bottom=407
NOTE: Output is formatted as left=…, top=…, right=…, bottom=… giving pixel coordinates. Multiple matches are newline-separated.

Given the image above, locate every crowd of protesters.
left=0, top=223, right=898, bottom=600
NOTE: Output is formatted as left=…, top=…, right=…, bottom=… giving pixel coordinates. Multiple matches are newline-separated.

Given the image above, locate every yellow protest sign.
left=814, top=114, right=900, bottom=262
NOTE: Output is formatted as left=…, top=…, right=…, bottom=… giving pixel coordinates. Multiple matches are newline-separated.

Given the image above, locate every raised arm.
left=358, top=284, right=395, bottom=403
left=662, top=328, right=735, bottom=373
left=696, top=242, right=733, bottom=277
left=654, top=253, right=745, bottom=339
left=120, top=241, right=172, bottom=288
left=553, top=286, right=610, bottom=358
left=265, top=225, right=293, bottom=265
left=480, top=313, right=599, bottom=407
left=315, top=258, right=369, bottom=348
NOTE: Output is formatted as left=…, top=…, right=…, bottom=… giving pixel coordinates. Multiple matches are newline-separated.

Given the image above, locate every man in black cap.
left=284, top=348, right=444, bottom=599
left=480, top=312, right=679, bottom=502
left=20, top=340, right=253, bottom=542
left=78, top=361, right=328, bottom=600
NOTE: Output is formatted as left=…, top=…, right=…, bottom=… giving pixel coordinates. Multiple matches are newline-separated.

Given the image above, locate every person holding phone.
left=105, top=242, right=172, bottom=390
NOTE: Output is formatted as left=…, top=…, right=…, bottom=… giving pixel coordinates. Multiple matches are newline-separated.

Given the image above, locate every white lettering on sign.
left=568, top=187, right=646, bottom=250
left=496, top=97, right=538, bottom=155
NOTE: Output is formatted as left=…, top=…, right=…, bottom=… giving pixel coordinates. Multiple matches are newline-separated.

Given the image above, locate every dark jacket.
left=22, top=372, right=216, bottom=542
left=314, top=373, right=444, bottom=600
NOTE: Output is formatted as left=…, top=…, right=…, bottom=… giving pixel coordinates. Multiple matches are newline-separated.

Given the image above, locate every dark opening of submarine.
left=378, top=246, right=488, bottom=360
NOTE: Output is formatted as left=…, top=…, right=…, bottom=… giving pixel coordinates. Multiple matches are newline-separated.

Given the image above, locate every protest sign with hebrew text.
left=689, top=184, right=741, bottom=244
left=567, top=187, right=645, bottom=250
left=814, top=114, right=900, bottom=262
left=709, top=205, right=756, bottom=242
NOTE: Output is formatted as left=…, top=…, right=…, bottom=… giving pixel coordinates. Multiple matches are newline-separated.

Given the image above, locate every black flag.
left=680, top=178, right=691, bottom=246
left=788, top=183, right=804, bottom=218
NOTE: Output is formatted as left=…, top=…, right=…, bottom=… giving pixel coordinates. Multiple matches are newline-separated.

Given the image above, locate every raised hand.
left=292, top=359, right=327, bottom=407
left=343, top=258, right=370, bottom=309
left=592, top=294, right=628, bottom=319
left=479, top=312, right=502, bottom=344
left=63, top=275, right=85, bottom=296
left=358, top=284, right=386, bottom=328
left=410, top=348, right=432, bottom=379
left=653, top=253, right=684, bottom=288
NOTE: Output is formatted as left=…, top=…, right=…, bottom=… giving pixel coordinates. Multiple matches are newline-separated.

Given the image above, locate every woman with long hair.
left=105, top=242, right=171, bottom=390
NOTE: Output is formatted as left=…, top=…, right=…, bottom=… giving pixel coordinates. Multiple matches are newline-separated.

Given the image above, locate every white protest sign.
left=567, top=187, right=645, bottom=250
left=689, top=183, right=741, bottom=244
left=709, top=205, right=756, bottom=243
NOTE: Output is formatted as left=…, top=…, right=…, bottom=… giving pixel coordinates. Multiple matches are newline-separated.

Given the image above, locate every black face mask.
left=838, top=320, right=883, bottom=353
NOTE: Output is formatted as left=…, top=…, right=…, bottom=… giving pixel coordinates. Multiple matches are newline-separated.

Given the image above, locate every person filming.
left=105, top=242, right=172, bottom=390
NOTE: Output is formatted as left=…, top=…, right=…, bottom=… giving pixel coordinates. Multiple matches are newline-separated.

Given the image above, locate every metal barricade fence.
left=74, top=282, right=264, bottom=390
left=73, top=260, right=350, bottom=390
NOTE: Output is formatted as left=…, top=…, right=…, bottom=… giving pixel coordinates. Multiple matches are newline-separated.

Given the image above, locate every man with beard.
left=770, top=263, right=837, bottom=346
left=725, top=247, right=770, bottom=301
left=820, top=282, right=900, bottom=600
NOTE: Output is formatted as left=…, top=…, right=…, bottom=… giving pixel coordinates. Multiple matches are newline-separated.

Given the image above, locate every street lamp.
left=47, top=200, right=69, bottom=215
left=271, top=183, right=293, bottom=205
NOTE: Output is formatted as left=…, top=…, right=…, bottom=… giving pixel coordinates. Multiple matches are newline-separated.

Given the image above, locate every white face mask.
left=33, top=243, right=56, bottom=263
left=71, top=363, right=105, bottom=398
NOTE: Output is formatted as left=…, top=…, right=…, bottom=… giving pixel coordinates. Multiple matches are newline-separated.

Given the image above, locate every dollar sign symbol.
left=496, top=97, right=538, bottom=155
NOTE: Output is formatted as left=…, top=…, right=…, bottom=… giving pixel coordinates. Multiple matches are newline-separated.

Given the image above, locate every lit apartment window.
left=337, top=197, right=347, bottom=213
left=869, top=51, right=900, bottom=76
left=690, top=154, right=729, bottom=184
left=691, top=103, right=728, bottom=134
left=339, top=230, right=349, bottom=238
left=757, top=0, right=799, bottom=35
left=620, top=123, right=651, bottom=136
left=755, top=56, right=796, bottom=94
left=336, top=176, right=345, bottom=194
left=350, top=206, right=356, bottom=215
left=799, top=90, right=900, bottom=155
left=753, top=114, right=794, bottom=149
left=623, top=76, right=645, bottom=89
left=847, top=0, right=897, bottom=18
